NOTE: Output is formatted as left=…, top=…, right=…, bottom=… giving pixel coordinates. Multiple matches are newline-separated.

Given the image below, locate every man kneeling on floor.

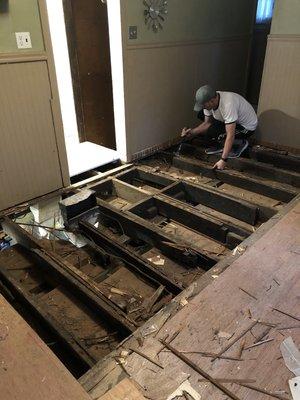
left=181, top=85, right=258, bottom=170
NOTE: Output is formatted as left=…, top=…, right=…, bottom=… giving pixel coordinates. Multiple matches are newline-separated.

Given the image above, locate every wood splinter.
left=212, top=321, right=258, bottom=361
left=160, top=339, right=241, bottom=400
left=238, top=382, right=290, bottom=400
left=238, top=287, right=258, bottom=300
left=130, top=347, right=164, bottom=369
left=244, top=338, right=274, bottom=351
left=272, top=307, right=300, bottom=322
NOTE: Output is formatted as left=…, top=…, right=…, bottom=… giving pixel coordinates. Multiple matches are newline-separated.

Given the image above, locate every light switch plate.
left=129, top=26, right=137, bottom=40
left=15, top=32, right=32, bottom=49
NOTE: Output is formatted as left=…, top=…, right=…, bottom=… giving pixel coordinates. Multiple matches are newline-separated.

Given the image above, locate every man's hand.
left=181, top=127, right=191, bottom=137
left=213, top=159, right=226, bottom=170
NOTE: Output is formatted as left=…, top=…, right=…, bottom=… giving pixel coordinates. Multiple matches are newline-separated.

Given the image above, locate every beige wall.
left=121, top=0, right=257, bottom=159
left=271, top=0, right=300, bottom=35
left=0, top=0, right=69, bottom=211
left=0, top=0, right=44, bottom=53
left=257, top=0, right=300, bottom=152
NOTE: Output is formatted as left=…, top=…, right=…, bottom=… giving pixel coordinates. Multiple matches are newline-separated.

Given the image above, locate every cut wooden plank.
left=98, top=378, right=146, bottom=400
left=173, top=155, right=298, bottom=202
left=249, top=146, right=300, bottom=173
left=183, top=142, right=300, bottom=187
left=90, top=177, right=149, bottom=205
left=129, top=195, right=249, bottom=249
left=85, top=202, right=217, bottom=268
left=116, top=167, right=175, bottom=189
left=78, top=219, right=183, bottom=294
left=161, top=180, right=261, bottom=225
left=0, top=293, right=92, bottom=400
left=71, top=163, right=133, bottom=189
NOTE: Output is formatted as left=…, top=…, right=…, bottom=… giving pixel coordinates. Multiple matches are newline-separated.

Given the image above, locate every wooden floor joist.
left=172, top=155, right=298, bottom=202
left=160, top=180, right=261, bottom=225
left=1, top=141, right=300, bottom=400
left=184, top=141, right=300, bottom=188
left=128, top=195, right=248, bottom=248
left=0, top=265, right=96, bottom=367
left=117, top=167, right=175, bottom=189
left=80, top=202, right=217, bottom=268
left=249, top=146, right=300, bottom=173
left=78, top=219, right=183, bottom=294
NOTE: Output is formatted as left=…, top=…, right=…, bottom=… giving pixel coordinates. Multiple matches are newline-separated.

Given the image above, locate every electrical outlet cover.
left=15, top=32, right=32, bottom=49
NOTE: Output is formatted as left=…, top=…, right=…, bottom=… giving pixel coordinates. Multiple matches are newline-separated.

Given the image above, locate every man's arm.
left=181, top=115, right=212, bottom=138
left=213, top=122, right=236, bottom=170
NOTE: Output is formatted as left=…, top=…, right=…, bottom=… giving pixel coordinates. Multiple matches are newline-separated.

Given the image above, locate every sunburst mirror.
left=143, top=0, right=168, bottom=33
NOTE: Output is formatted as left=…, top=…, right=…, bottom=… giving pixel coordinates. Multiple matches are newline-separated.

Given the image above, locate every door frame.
left=38, top=0, right=70, bottom=185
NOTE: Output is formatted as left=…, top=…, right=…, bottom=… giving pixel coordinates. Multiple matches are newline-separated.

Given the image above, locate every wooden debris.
left=180, top=298, right=189, bottom=307
left=237, top=338, right=246, bottom=359
left=277, top=325, right=300, bottom=331
left=151, top=294, right=172, bottom=314
left=163, top=350, right=243, bottom=361
left=110, top=287, right=130, bottom=296
left=218, top=331, right=234, bottom=340
left=161, top=241, right=188, bottom=251
left=83, top=332, right=118, bottom=347
left=129, top=347, right=164, bottom=369
left=237, top=383, right=290, bottom=400
left=147, top=255, right=165, bottom=266
left=238, top=287, right=258, bottom=300
left=114, top=356, right=131, bottom=377
left=254, top=327, right=272, bottom=343
left=232, top=245, right=247, bottom=256
left=244, top=338, right=274, bottom=351
left=211, top=321, right=258, bottom=361
left=160, top=339, right=241, bottom=400
left=254, top=319, right=278, bottom=328
left=198, top=378, right=256, bottom=384
left=143, top=285, right=165, bottom=313
left=272, top=307, right=300, bottom=322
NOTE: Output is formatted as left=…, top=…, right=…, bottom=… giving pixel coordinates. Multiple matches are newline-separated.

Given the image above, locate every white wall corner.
left=107, top=0, right=128, bottom=162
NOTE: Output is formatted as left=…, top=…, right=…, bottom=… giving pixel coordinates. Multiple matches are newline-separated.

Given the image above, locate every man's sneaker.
left=228, top=139, right=249, bottom=158
left=205, top=144, right=224, bottom=155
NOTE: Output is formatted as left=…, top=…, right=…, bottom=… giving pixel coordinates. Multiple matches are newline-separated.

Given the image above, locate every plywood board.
left=0, top=293, right=92, bottom=400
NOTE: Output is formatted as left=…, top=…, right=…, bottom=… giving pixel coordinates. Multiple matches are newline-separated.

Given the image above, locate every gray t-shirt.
left=204, top=91, right=258, bottom=131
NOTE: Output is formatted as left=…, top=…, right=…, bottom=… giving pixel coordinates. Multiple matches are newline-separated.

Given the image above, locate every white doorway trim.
left=45, top=0, right=127, bottom=176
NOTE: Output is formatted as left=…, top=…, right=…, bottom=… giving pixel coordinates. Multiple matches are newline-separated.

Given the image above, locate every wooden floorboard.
left=85, top=198, right=300, bottom=400
left=98, top=378, right=146, bottom=400
left=0, top=293, right=91, bottom=400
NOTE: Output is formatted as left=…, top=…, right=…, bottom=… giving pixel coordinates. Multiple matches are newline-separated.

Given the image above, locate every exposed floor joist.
left=0, top=142, right=299, bottom=399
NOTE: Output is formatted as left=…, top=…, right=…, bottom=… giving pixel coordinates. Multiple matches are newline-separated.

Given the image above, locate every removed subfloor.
left=0, top=143, right=299, bottom=399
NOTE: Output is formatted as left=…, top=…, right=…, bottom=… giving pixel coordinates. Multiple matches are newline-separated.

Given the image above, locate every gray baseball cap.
left=193, top=85, right=216, bottom=111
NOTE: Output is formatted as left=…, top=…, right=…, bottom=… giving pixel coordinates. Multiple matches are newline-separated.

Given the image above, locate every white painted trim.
left=45, top=0, right=122, bottom=174
left=45, top=0, right=79, bottom=145
left=107, top=0, right=127, bottom=162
